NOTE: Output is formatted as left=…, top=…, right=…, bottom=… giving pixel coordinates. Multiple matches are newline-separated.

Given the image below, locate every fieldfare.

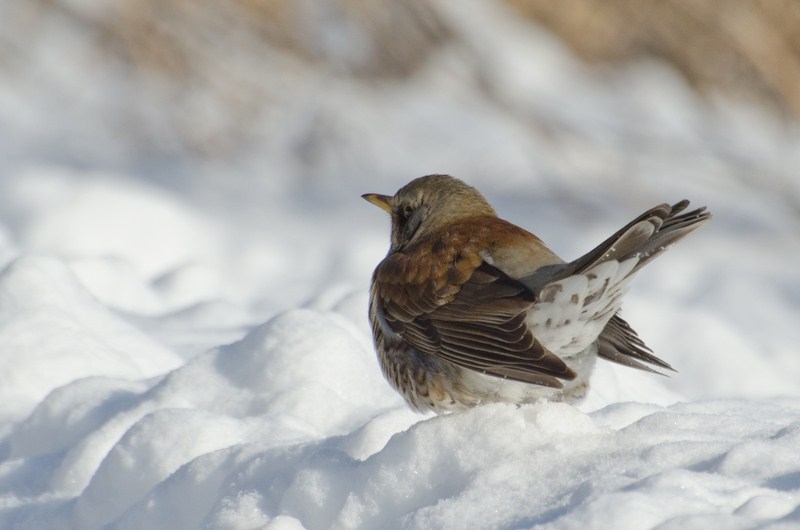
left=363, top=175, right=710, bottom=413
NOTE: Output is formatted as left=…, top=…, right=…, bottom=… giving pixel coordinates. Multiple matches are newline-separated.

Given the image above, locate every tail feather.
left=560, top=200, right=710, bottom=279
left=597, top=314, right=675, bottom=374
left=627, top=202, right=710, bottom=273
left=526, top=200, right=710, bottom=374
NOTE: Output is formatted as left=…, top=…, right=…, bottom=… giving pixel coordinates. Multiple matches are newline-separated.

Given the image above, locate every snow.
left=1, top=0, right=800, bottom=528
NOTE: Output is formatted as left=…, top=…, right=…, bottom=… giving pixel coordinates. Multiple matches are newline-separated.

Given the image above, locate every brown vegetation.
left=506, top=0, right=800, bottom=120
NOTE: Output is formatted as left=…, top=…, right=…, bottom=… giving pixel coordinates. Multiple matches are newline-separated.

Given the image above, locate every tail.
left=578, top=200, right=710, bottom=373
left=526, top=200, right=710, bottom=374
left=561, top=200, right=711, bottom=278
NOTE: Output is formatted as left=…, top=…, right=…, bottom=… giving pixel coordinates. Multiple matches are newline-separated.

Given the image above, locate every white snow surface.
left=2, top=1, right=800, bottom=529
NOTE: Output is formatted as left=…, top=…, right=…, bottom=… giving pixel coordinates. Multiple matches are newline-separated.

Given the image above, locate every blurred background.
left=0, top=0, right=798, bottom=392
left=2, top=0, right=799, bottom=189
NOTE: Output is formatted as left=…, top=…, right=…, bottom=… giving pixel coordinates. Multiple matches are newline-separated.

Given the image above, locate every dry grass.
left=3, top=0, right=798, bottom=158
left=24, top=0, right=450, bottom=78
left=506, top=0, right=800, bottom=120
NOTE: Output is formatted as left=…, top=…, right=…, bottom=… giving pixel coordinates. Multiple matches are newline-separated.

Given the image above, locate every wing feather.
left=376, top=254, right=576, bottom=385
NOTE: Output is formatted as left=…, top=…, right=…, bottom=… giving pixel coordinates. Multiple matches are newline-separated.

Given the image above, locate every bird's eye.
left=401, top=205, right=414, bottom=220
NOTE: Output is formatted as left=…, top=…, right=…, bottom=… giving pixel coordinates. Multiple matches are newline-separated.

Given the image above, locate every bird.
left=363, top=174, right=711, bottom=413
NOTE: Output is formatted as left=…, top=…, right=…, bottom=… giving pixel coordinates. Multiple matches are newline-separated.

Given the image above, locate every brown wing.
left=376, top=251, right=576, bottom=387
left=597, top=314, right=674, bottom=374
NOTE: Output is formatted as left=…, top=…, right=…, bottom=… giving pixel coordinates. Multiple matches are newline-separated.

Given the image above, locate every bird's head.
left=362, top=174, right=496, bottom=252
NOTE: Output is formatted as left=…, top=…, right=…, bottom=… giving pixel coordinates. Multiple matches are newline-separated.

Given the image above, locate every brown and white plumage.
left=364, top=175, right=711, bottom=413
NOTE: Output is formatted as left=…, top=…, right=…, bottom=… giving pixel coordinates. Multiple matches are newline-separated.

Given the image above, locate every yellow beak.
left=361, top=193, right=393, bottom=213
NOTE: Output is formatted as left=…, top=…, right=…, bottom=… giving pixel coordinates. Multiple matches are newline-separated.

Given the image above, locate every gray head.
left=362, top=174, right=496, bottom=252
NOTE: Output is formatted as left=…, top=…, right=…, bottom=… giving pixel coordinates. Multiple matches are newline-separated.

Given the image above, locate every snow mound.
left=0, top=255, right=182, bottom=426
left=2, top=277, right=799, bottom=529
